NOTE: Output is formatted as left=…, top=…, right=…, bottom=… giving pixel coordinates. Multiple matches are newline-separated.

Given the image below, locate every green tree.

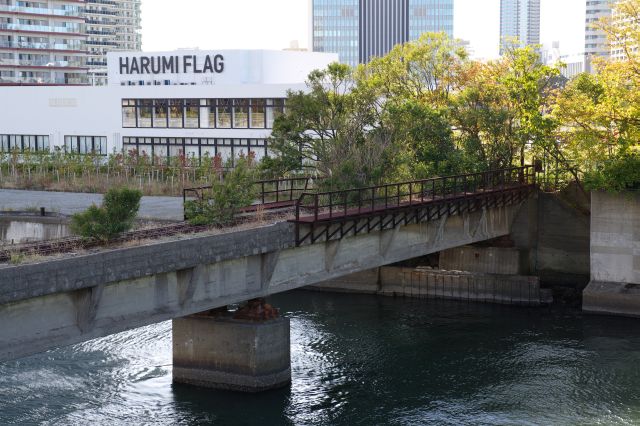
left=71, top=187, right=142, bottom=241
left=185, top=158, right=257, bottom=226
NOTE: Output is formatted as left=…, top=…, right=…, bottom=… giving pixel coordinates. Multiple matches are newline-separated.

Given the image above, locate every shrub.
left=584, top=153, right=640, bottom=193
left=71, top=187, right=142, bottom=241
left=185, top=158, right=257, bottom=226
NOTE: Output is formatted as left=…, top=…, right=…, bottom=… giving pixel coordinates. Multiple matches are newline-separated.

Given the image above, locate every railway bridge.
left=0, top=167, right=536, bottom=391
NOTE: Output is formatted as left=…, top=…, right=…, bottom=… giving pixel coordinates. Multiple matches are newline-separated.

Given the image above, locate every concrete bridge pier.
left=172, top=300, right=291, bottom=392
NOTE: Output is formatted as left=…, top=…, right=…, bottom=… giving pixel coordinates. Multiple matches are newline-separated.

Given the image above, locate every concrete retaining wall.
left=511, top=192, right=590, bottom=286
left=439, top=246, right=524, bottom=275
left=583, top=191, right=640, bottom=317
left=312, top=266, right=550, bottom=305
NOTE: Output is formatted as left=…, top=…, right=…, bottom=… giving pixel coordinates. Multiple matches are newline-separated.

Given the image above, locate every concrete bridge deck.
left=0, top=198, right=527, bottom=362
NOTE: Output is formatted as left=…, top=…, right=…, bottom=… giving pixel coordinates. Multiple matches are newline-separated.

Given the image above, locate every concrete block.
left=173, top=315, right=291, bottom=392
left=583, top=281, right=640, bottom=318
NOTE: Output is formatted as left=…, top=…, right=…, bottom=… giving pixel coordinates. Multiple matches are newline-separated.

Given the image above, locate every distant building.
left=0, top=49, right=337, bottom=160
left=0, top=0, right=141, bottom=86
left=310, top=0, right=454, bottom=67
left=611, top=0, right=637, bottom=61
left=585, top=0, right=612, bottom=58
left=0, top=0, right=88, bottom=85
left=84, top=0, right=142, bottom=86
left=499, top=0, right=540, bottom=54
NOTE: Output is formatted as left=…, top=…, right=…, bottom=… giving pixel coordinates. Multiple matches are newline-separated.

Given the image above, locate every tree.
left=554, top=0, right=640, bottom=191
left=71, top=187, right=142, bottom=241
left=185, top=158, right=258, bottom=226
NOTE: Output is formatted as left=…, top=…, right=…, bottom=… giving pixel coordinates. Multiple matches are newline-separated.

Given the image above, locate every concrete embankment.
left=311, top=266, right=552, bottom=306
left=583, top=191, right=640, bottom=317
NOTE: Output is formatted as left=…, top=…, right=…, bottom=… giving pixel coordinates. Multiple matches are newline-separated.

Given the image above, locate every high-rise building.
left=499, top=0, right=540, bottom=54
left=0, top=0, right=141, bottom=86
left=84, top=0, right=141, bottom=85
left=310, top=0, right=454, bottom=67
left=611, top=0, right=637, bottom=61
left=0, top=0, right=88, bottom=84
left=585, top=0, right=612, bottom=58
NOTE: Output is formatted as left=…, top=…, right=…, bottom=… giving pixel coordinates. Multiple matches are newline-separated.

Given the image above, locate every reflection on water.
left=1, top=291, right=640, bottom=425
left=0, top=218, right=70, bottom=244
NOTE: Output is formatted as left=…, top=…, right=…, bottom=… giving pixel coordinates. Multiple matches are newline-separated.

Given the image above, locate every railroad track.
left=0, top=222, right=212, bottom=263
left=0, top=205, right=295, bottom=264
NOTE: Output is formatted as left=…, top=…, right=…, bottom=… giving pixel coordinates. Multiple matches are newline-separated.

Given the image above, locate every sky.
left=142, top=0, right=586, bottom=59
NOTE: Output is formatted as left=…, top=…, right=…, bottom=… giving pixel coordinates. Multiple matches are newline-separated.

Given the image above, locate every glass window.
left=233, top=99, right=248, bottom=128
left=137, top=99, right=152, bottom=128
left=250, top=99, right=265, bottom=128
left=184, top=99, right=199, bottom=128
left=123, top=105, right=136, bottom=127
left=169, top=99, right=183, bottom=128
left=217, top=99, right=232, bottom=128
left=153, top=99, right=168, bottom=128
left=205, top=100, right=216, bottom=129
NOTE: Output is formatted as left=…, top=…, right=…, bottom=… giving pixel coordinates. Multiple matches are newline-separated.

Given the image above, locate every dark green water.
left=1, top=291, right=640, bottom=425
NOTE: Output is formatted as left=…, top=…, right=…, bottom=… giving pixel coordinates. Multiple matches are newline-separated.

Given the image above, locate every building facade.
left=499, top=0, right=540, bottom=54
left=585, top=0, right=612, bottom=58
left=0, top=0, right=88, bottom=84
left=0, top=0, right=141, bottom=86
left=611, top=0, right=637, bottom=61
left=84, top=0, right=141, bottom=85
left=311, top=0, right=454, bottom=66
left=0, top=50, right=337, bottom=162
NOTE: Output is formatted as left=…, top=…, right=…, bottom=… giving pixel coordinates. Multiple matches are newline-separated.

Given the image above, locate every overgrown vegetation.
left=266, top=3, right=640, bottom=193
left=184, top=158, right=258, bottom=226
left=70, top=187, right=142, bottom=241
left=2, top=2, right=639, bottom=196
left=0, top=150, right=233, bottom=196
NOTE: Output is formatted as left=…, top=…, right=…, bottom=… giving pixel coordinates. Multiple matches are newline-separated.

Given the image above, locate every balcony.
left=0, top=23, right=83, bottom=34
left=0, top=41, right=85, bottom=51
left=0, top=5, right=82, bottom=18
left=0, top=58, right=86, bottom=67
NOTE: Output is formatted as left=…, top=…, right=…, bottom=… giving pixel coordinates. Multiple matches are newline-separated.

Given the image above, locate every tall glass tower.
left=311, top=0, right=454, bottom=67
left=499, top=0, right=540, bottom=54
left=311, top=0, right=360, bottom=67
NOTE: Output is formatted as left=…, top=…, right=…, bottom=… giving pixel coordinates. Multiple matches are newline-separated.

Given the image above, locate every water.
left=0, top=218, right=70, bottom=244
left=1, top=291, right=640, bottom=425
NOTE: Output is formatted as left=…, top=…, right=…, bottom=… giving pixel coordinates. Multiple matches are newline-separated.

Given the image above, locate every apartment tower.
left=585, top=1, right=612, bottom=58
left=84, top=0, right=141, bottom=85
left=499, top=0, right=540, bottom=54
left=311, top=0, right=454, bottom=66
left=0, top=0, right=88, bottom=84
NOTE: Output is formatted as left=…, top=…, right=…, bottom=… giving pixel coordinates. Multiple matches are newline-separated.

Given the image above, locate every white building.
left=585, top=0, right=612, bottom=59
left=0, top=49, right=337, bottom=163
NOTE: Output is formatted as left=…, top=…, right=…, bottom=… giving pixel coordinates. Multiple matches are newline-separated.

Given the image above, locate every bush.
left=185, top=158, right=258, bottom=226
left=71, top=187, right=142, bottom=241
left=584, top=153, right=640, bottom=193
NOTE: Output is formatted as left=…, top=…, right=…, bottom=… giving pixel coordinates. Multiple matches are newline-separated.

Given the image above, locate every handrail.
left=182, top=176, right=323, bottom=219
left=294, top=166, right=535, bottom=223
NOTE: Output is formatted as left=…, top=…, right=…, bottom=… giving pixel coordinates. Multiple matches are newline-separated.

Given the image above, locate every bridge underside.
left=0, top=200, right=527, bottom=362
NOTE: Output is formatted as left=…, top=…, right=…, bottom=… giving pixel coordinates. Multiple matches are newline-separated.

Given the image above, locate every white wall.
left=0, top=49, right=338, bottom=155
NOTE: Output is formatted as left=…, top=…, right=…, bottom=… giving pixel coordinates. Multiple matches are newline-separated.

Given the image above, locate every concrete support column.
left=172, top=300, right=291, bottom=392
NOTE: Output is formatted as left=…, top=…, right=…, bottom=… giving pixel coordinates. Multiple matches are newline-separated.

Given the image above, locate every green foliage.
left=185, top=158, right=258, bottom=226
left=584, top=153, right=640, bottom=193
left=70, top=187, right=142, bottom=241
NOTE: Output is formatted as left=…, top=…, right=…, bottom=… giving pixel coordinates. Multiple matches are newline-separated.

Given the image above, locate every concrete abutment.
left=583, top=191, right=640, bottom=317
